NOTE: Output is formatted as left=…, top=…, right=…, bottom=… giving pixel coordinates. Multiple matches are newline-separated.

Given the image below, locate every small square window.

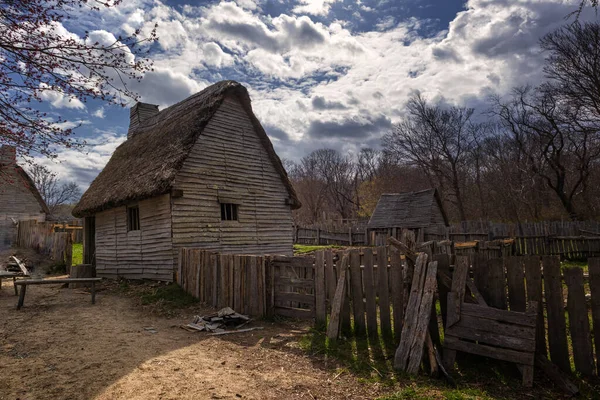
left=127, top=206, right=140, bottom=231
left=220, top=203, right=238, bottom=221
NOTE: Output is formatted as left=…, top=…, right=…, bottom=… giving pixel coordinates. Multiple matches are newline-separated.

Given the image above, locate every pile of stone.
left=183, top=307, right=262, bottom=335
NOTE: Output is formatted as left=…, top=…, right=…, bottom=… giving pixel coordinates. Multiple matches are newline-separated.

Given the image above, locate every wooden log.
left=327, top=255, right=348, bottom=341
left=564, top=267, right=595, bottom=375
left=406, top=260, right=438, bottom=374
left=542, top=256, right=570, bottom=372
left=425, top=331, right=439, bottom=377
left=390, top=248, right=404, bottom=341
left=536, top=355, right=579, bottom=396
left=523, top=256, right=546, bottom=355
left=589, top=258, right=600, bottom=374
left=314, top=251, right=327, bottom=326
left=362, top=248, right=378, bottom=339
left=434, top=254, right=451, bottom=329
left=506, top=257, right=526, bottom=312
left=377, top=246, right=392, bottom=338
left=69, top=264, right=95, bottom=288
left=349, top=250, right=366, bottom=336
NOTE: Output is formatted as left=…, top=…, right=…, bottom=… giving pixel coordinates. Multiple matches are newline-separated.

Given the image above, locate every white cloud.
left=39, top=83, right=86, bottom=110
left=32, top=131, right=126, bottom=190
left=292, top=0, right=340, bottom=16
left=92, top=107, right=106, bottom=118
left=46, top=0, right=588, bottom=185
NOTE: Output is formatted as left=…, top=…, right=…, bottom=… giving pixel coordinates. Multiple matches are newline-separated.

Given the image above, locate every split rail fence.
left=16, top=220, right=73, bottom=269
left=178, top=246, right=600, bottom=377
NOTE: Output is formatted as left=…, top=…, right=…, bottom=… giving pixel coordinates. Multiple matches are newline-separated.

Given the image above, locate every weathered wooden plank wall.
left=95, top=194, right=173, bottom=281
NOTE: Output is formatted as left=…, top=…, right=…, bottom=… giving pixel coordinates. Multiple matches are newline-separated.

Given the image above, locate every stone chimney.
left=128, top=102, right=159, bottom=139
left=0, top=145, right=16, bottom=165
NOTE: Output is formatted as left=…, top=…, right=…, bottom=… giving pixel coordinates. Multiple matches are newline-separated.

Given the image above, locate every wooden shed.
left=72, top=81, right=301, bottom=281
left=0, top=145, right=49, bottom=249
left=367, top=188, right=448, bottom=244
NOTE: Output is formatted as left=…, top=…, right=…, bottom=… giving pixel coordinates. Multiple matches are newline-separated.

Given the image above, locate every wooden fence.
left=52, top=223, right=83, bottom=243
left=177, top=248, right=318, bottom=319
left=295, top=226, right=368, bottom=246
left=450, top=220, right=600, bottom=238
left=176, top=243, right=600, bottom=377
left=16, top=220, right=73, bottom=268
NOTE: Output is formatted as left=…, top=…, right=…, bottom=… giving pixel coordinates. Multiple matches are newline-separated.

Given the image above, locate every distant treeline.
left=286, top=22, right=600, bottom=225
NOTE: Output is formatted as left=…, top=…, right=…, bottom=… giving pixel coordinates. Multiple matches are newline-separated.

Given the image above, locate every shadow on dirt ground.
left=1, top=250, right=598, bottom=400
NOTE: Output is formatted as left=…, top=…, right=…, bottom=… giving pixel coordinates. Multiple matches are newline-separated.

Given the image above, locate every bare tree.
left=28, top=164, right=81, bottom=215
left=541, top=22, right=600, bottom=125
left=0, top=0, right=157, bottom=159
left=382, top=93, right=484, bottom=221
left=491, top=86, right=600, bottom=220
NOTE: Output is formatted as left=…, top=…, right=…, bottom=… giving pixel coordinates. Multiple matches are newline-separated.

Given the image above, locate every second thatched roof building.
left=367, top=188, right=448, bottom=244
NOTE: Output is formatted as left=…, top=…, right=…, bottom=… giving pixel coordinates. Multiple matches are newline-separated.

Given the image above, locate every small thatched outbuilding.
left=73, top=80, right=300, bottom=281
left=0, top=146, right=49, bottom=249
left=367, top=188, right=448, bottom=244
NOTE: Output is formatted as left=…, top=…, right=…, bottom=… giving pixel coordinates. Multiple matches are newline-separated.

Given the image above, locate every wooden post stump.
left=69, top=264, right=96, bottom=288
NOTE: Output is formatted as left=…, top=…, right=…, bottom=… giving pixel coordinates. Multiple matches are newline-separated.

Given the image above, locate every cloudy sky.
left=33, top=0, right=592, bottom=189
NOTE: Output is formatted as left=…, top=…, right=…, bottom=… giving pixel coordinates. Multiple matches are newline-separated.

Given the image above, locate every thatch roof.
left=367, top=188, right=448, bottom=229
left=73, top=80, right=300, bottom=218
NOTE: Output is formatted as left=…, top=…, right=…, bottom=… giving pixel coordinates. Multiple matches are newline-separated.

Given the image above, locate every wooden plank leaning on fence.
left=393, top=252, right=439, bottom=374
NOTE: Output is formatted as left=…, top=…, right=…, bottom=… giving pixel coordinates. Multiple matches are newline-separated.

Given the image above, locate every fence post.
left=348, top=227, right=353, bottom=246
left=316, top=228, right=321, bottom=245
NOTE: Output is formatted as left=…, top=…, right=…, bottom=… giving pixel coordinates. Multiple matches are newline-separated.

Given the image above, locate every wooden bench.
left=14, top=278, right=102, bottom=310
left=0, top=271, right=30, bottom=295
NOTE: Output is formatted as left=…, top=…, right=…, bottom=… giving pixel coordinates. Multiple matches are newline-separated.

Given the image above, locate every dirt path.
left=0, top=278, right=387, bottom=400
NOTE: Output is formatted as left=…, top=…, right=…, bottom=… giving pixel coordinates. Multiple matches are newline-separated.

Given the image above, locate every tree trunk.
left=69, top=264, right=95, bottom=288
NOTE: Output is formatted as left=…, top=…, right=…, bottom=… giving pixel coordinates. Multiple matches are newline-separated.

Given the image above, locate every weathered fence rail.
left=16, top=220, right=73, bottom=268
left=295, top=226, right=368, bottom=246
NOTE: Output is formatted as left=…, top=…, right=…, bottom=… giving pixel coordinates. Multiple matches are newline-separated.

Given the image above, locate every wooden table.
left=14, top=278, right=102, bottom=310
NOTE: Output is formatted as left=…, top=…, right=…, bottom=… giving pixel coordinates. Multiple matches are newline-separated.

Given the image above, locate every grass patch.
left=72, top=243, right=83, bottom=265
left=293, top=244, right=341, bottom=254
left=140, top=283, right=199, bottom=309
left=112, top=281, right=199, bottom=317
left=378, top=386, right=491, bottom=400
left=298, top=328, right=572, bottom=399
left=46, top=261, right=67, bottom=275
left=560, top=259, right=588, bottom=272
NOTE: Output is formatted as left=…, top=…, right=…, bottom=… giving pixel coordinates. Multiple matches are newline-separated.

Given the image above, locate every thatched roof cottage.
left=73, top=81, right=300, bottom=281
left=0, top=145, right=49, bottom=249
left=367, top=188, right=448, bottom=243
